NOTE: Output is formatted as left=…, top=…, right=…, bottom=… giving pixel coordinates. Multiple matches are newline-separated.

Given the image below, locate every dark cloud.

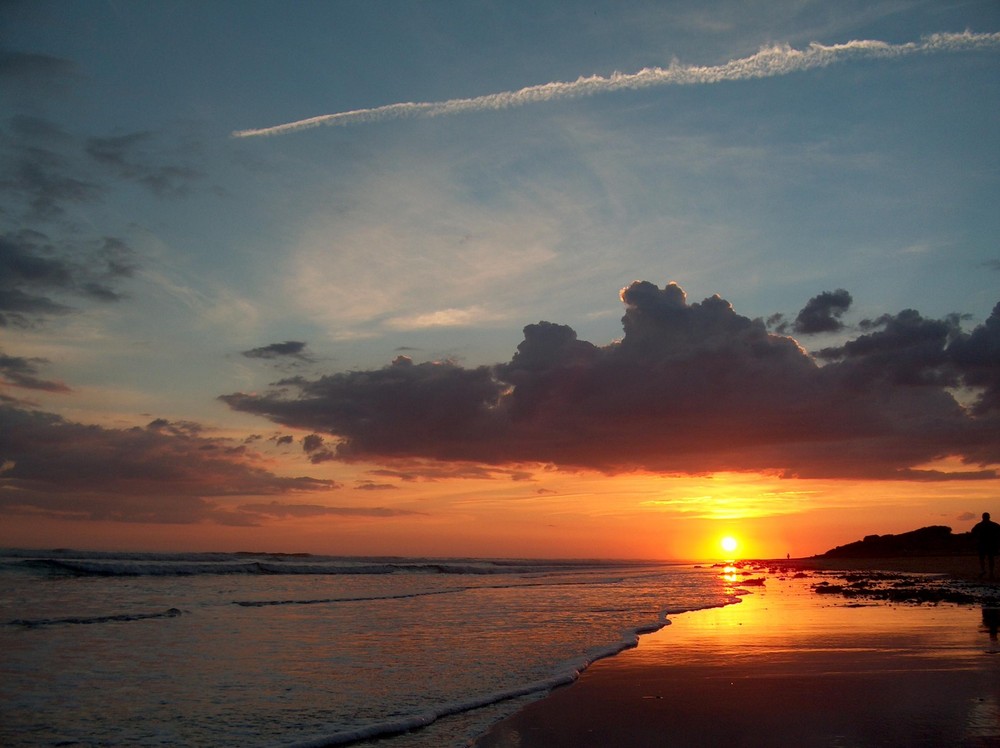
left=5, top=144, right=105, bottom=219
left=223, top=356, right=500, bottom=464
left=2, top=119, right=203, bottom=220
left=0, top=351, right=70, bottom=392
left=793, top=289, right=853, bottom=334
left=145, top=418, right=205, bottom=438
left=367, top=463, right=534, bottom=482
left=817, top=308, right=963, bottom=387
left=302, top=433, right=336, bottom=463
left=0, top=404, right=338, bottom=524
left=0, top=50, right=78, bottom=97
left=242, top=341, right=312, bottom=360
left=237, top=501, right=418, bottom=518
left=355, top=481, right=399, bottom=491
left=949, top=301, right=1000, bottom=416
left=8, top=115, right=74, bottom=142
left=0, top=230, right=135, bottom=326
left=222, top=281, right=1000, bottom=481
left=0, top=50, right=75, bottom=78
left=85, top=132, right=204, bottom=197
left=1, top=103, right=202, bottom=326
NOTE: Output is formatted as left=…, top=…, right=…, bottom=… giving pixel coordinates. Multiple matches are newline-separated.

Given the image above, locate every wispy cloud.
left=234, top=32, right=1000, bottom=137
left=385, top=306, right=499, bottom=331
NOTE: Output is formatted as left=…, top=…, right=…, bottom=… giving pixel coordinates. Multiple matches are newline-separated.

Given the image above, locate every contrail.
left=233, top=31, right=1000, bottom=138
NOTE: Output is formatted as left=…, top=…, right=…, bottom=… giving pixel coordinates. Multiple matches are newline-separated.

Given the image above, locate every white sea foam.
left=283, top=611, right=683, bottom=748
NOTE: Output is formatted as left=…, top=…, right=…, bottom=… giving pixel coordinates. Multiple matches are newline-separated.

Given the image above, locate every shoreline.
left=473, top=558, right=1000, bottom=747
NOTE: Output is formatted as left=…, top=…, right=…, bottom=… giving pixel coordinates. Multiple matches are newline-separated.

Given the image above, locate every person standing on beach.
left=971, top=512, right=1000, bottom=579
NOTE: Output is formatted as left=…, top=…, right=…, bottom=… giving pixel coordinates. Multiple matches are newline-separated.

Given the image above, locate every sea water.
left=0, top=549, right=740, bottom=747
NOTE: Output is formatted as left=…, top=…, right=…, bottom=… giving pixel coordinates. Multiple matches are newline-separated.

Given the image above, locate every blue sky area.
left=2, top=1, right=999, bottom=556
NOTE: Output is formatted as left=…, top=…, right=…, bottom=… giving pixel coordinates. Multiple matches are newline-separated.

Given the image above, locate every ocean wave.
left=18, top=558, right=405, bottom=577
left=233, top=588, right=465, bottom=607
left=4, top=550, right=653, bottom=578
left=7, top=607, right=183, bottom=628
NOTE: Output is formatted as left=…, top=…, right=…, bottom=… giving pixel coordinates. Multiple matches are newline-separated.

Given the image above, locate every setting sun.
left=721, top=536, right=739, bottom=554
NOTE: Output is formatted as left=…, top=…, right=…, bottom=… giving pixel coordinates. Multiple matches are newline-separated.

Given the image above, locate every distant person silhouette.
left=982, top=607, right=1000, bottom=641
left=971, top=512, right=1000, bottom=579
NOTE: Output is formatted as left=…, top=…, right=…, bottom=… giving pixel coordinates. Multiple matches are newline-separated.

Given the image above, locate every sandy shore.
left=474, top=559, right=1000, bottom=747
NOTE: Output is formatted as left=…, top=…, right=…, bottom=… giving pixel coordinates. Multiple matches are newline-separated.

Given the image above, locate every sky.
left=2, top=0, right=999, bottom=560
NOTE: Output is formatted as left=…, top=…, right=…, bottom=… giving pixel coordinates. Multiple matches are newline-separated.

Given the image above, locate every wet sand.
left=474, top=562, right=1000, bottom=747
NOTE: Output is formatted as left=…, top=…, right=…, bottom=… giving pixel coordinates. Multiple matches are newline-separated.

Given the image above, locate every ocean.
left=0, top=549, right=741, bottom=747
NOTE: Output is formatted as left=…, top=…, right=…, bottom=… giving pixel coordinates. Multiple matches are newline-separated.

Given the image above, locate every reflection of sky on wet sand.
left=546, top=572, right=1000, bottom=746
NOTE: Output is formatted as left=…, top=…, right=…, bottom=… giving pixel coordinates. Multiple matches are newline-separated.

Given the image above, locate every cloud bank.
left=222, top=281, right=1000, bottom=481
left=234, top=32, right=1000, bottom=137
left=0, top=406, right=338, bottom=524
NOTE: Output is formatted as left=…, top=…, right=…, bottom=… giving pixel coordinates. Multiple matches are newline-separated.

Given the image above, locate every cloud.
left=367, top=462, right=535, bottom=482
left=793, top=288, right=853, bottom=334
left=0, top=230, right=135, bottom=326
left=237, top=500, right=419, bottom=518
left=1, top=101, right=207, bottom=325
left=4, top=141, right=105, bottom=220
left=2, top=118, right=204, bottom=218
left=5, top=121, right=135, bottom=219
left=816, top=307, right=962, bottom=385
left=222, top=281, right=1000, bottom=481
left=302, top=433, right=336, bottom=463
left=949, top=301, right=1000, bottom=416
left=0, top=50, right=78, bottom=97
left=84, top=132, right=204, bottom=197
left=242, top=340, right=312, bottom=360
left=234, top=32, right=1000, bottom=137
left=0, top=405, right=338, bottom=524
left=384, top=306, right=499, bottom=331
left=0, top=351, right=70, bottom=392
left=0, top=107, right=204, bottom=327
left=284, top=166, right=561, bottom=339
left=355, top=481, right=398, bottom=491
left=0, top=50, right=75, bottom=79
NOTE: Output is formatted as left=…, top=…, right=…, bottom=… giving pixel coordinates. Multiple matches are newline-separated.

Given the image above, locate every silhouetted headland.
left=818, top=524, right=973, bottom=558
left=763, top=525, right=988, bottom=582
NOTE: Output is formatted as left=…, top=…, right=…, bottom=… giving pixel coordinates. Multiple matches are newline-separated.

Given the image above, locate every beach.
left=6, top=550, right=1000, bottom=746
left=474, top=560, right=1000, bottom=747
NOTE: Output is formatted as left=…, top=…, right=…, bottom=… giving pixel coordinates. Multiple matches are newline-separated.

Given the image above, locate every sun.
left=720, top=536, right=739, bottom=554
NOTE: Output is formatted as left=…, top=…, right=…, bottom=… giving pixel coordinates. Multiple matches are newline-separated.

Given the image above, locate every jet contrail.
left=233, top=31, right=1000, bottom=138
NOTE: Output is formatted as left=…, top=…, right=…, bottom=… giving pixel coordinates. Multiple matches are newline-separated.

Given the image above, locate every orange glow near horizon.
left=1, top=456, right=998, bottom=560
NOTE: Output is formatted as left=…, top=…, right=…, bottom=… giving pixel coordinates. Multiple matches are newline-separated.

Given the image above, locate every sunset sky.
left=3, top=1, right=999, bottom=560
